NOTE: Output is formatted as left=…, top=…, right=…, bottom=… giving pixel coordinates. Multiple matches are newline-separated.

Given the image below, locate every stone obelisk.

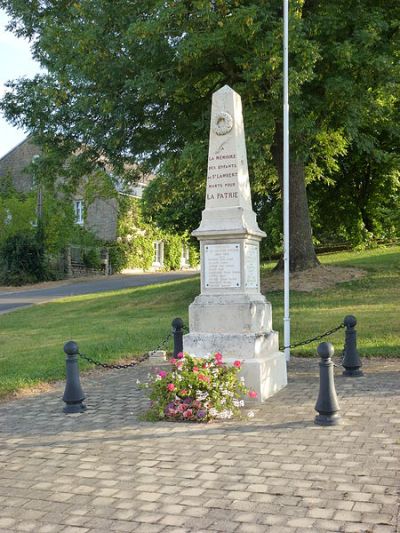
left=183, top=85, right=287, bottom=401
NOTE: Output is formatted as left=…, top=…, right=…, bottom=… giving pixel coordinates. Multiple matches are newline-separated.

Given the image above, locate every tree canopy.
left=1, top=0, right=399, bottom=269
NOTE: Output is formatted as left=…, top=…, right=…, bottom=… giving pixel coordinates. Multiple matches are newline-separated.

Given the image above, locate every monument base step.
left=183, top=332, right=287, bottom=402
left=183, top=331, right=279, bottom=358
left=189, top=294, right=273, bottom=333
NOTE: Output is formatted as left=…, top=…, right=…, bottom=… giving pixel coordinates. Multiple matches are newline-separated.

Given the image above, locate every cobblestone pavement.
left=0, top=357, right=399, bottom=533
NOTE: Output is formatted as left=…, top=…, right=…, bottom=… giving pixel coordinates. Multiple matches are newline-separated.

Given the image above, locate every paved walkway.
left=0, top=357, right=399, bottom=533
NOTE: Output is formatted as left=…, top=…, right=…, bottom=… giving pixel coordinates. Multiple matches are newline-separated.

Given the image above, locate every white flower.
left=136, top=379, right=141, bottom=384
left=209, top=408, right=217, bottom=417
left=247, top=411, right=255, bottom=418
left=196, top=390, right=208, bottom=400
left=233, top=399, right=240, bottom=407
left=155, top=375, right=162, bottom=381
left=220, top=398, right=226, bottom=405
left=240, top=377, right=245, bottom=383
left=239, top=400, right=245, bottom=407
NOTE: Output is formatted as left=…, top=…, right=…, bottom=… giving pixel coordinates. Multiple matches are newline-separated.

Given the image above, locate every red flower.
left=233, top=360, right=241, bottom=368
left=215, top=352, right=223, bottom=362
left=193, top=366, right=199, bottom=373
left=167, top=383, right=176, bottom=392
left=180, top=389, right=188, bottom=396
left=198, top=374, right=210, bottom=383
left=248, top=390, right=257, bottom=399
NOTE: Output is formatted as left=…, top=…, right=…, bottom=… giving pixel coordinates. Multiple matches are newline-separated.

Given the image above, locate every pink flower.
left=177, top=403, right=186, bottom=412
left=158, top=370, right=167, bottom=378
left=175, top=360, right=183, bottom=369
left=198, top=374, right=210, bottom=383
left=233, top=360, right=241, bottom=368
left=248, top=390, right=257, bottom=399
left=180, top=389, right=188, bottom=396
left=193, top=366, right=199, bottom=373
left=215, top=352, right=223, bottom=362
left=183, top=409, right=193, bottom=418
left=176, top=352, right=184, bottom=359
left=167, top=383, right=176, bottom=392
left=192, top=400, right=202, bottom=409
left=169, top=358, right=177, bottom=365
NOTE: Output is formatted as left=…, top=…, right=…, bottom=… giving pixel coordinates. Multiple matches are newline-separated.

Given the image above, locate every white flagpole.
left=283, top=0, right=290, bottom=361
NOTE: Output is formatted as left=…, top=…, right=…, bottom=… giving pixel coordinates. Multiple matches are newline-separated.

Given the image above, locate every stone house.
left=0, top=137, right=191, bottom=272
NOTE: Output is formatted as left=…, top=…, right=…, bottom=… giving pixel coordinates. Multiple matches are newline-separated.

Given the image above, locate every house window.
left=180, top=244, right=190, bottom=268
left=74, top=200, right=84, bottom=225
left=153, top=241, right=164, bottom=267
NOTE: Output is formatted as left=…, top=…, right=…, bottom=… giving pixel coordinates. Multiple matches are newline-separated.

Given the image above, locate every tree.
left=1, top=0, right=399, bottom=270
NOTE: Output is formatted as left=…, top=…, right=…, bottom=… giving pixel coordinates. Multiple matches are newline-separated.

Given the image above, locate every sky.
left=0, top=9, right=42, bottom=159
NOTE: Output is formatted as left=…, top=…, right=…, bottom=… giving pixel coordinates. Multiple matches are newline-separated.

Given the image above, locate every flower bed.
left=141, top=352, right=257, bottom=422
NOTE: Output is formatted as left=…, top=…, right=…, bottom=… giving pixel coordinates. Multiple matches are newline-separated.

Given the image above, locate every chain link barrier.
left=78, top=331, right=172, bottom=370
left=76, top=321, right=346, bottom=368
left=279, top=322, right=345, bottom=352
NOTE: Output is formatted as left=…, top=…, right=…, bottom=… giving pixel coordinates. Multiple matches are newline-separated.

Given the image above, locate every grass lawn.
left=0, top=245, right=398, bottom=399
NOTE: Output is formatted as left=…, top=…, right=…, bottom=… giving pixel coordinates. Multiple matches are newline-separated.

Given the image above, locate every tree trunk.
left=271, top=123, right=320, bottom=272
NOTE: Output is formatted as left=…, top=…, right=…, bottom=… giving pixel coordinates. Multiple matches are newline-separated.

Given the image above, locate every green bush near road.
left=0, top=246, right=398, bottom=399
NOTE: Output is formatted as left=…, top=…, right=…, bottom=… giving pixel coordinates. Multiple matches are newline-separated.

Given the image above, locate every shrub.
left=141, top=352, right=257, bottom=422
left=0, top=231, right=50, bottom=285
left=82, top=248, right=101, bottom=270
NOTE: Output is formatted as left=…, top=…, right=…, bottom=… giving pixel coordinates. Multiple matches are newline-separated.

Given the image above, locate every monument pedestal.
left=183, top=85, right=287, bottom=402
left=184, top=332, right=287, bottom=401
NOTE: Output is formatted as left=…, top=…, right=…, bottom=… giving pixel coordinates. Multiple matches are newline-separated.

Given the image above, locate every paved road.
left=0, top=357, right=399, bottom=532
left=0, top=271, right=199, bottom=314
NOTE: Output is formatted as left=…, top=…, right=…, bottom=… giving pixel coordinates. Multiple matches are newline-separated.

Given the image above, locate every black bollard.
left=63, top=341, right=87, bottom=414
left=342, top=315, right=363, bottom=377
left=171, top=317, right=184, bottom=358
left=315, top=342, right=341, bottom=426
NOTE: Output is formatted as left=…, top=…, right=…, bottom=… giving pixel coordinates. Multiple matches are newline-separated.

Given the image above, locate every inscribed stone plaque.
left=204, top=243, right=241, bottom=288
left=245, top=243, right=258, bottom=289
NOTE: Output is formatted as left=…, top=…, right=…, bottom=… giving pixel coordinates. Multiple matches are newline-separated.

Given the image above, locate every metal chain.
left=78, top=351, right=149, bottom=369
left=78, top=331, right=172, bottom=370
left=279, top=322, right=345, bottom=351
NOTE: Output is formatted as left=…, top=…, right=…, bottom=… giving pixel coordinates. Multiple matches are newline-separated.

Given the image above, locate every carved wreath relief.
left=212, top=111, right=233, bottom=136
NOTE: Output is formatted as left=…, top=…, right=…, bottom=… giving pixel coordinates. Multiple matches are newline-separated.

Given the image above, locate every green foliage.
left=82, top=248, right=101, bottom=270
left=108, top=195, right=195, bottom=272
left=0, top=191, right=37, bottom=241
left=163, top=233, right=183, bottom=271
left=0, top=230, right=50, bottom=285
left=188, top=241, right=200, bottom=268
